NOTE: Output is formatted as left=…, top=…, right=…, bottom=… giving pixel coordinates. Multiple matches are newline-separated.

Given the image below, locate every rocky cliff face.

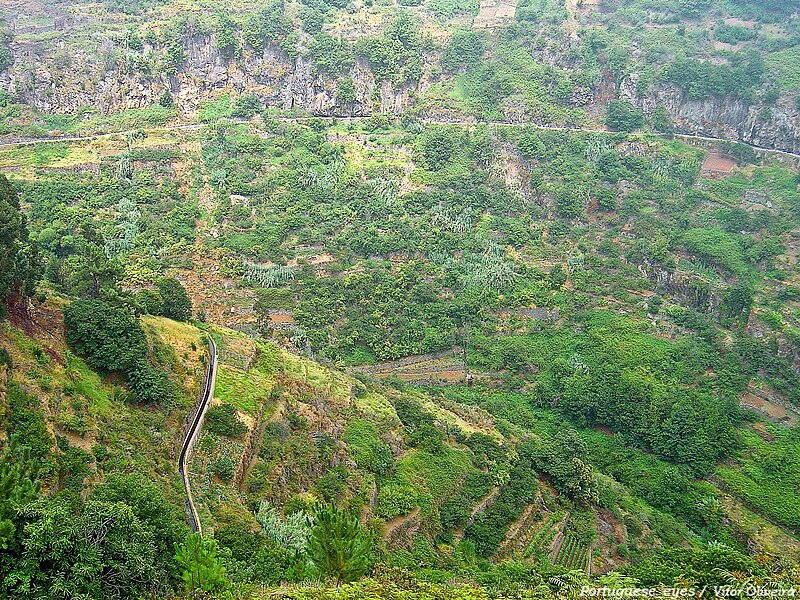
left=639, top=262, right=723, bottom=316
left=746, top=313, right=800, bottom=375
left=620, top=74, right=800, bottom=155
left=4, top=14, right=800, bottom=155
left=0, top=33, right=410, bottom=117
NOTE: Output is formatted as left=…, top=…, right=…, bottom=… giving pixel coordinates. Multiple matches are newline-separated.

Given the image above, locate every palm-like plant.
left=549, top=569, right=590, bottom=599
left=242, top=262, right=295, bottom=287
left=256, top=501, right=312, bottom=553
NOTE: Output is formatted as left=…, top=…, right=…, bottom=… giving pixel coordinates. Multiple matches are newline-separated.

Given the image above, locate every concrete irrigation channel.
left=178, top=336, right=218, bottom=534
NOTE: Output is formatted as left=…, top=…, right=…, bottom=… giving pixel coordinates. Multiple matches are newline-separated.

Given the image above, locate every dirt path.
left=564, top=0, right=579, bottom=40
left=2, top=116, right=799, bottom=162
left=383, top=506, right=421, bottom=540
left=549, top=531, right=565, bottom=563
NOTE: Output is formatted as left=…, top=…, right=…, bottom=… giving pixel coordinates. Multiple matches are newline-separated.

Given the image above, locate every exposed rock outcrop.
left=621, top=74, right=800, bottom=155
left=638, top=262, right=723, bottom=316
left=4, top=3, right=800, bottom=156
left=1, top=34, right=410, bottom=117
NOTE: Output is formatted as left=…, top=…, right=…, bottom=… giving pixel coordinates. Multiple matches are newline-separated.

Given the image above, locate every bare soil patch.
left=702, top=152, right=736, bottom=174
left=740, top=391, right=799, bottom=426
left=474, top=0, right=518, bottom=28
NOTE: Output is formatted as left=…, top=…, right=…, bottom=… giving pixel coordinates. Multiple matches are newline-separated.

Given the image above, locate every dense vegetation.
left=1, top=0, right=800, bottom=598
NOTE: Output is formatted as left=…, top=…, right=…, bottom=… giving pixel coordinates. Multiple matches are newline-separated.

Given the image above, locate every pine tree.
left=175, top=533, right=228, bottom=593
left=0, top=436, right=41, bottom=551
left=306, top=505, right=372, bottom=585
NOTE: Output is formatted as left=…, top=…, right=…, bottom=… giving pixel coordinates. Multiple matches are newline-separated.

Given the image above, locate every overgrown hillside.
left=3, top=298, right=800, bottom=598
left=2, top=0, right=800, bottom=598
left=1, top=0, right=800, bottom=150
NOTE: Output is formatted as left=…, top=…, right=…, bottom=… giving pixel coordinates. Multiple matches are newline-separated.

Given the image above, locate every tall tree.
left=0, top=174, right=38, bottom=311
left=175, top=533, right=228, bottom=594
left=156, top=277, right=192, bottom=321
left=306, top=505, right=372, bottom=585
left=64, top=223, right=120, bottom=298
left=5, top=499, right=157, bottom=599
left=89, top=472, right=189, bottom=586
left=63, top=299, right=148, bottom=372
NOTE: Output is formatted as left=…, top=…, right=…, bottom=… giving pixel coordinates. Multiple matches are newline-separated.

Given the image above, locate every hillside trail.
left=383, top=506, right=421, bottom=540
left=564, top=0, right=580, bottom=41
left=1, top=116, right=799, bottom=162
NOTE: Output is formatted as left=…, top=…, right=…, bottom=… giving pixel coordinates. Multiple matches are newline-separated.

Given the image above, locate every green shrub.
left=418, top=128, right=458, bottom=170
left=214, top=455, right=236, bottom=481
left=442, top=30, right=485, bottom=72
left=377, top=483, right=420, bottom=519
left=156, top=277, right=192, bottom=321
left=606, top=100, right=644, bottom=132
left=205, top=404, right=248, bottom=437
left=126, top=359, right=174, bottom=406
left=64, top=300, right=147, bottom=372
left=242, top=1, right=292, bottom=53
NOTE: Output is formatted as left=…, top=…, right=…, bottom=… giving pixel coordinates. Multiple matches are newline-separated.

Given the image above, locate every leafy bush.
left=651, top=106, right=674, bottom=137
left=205, top=404, right=248, bottom=437
left=231, top=94, right=262, bottom=119
left=714, top=23, right=756, bottom=45
left=377, top=483, right=420, bottom=519
left=721, top=141, right=756, bottom=166
left=343, top=420, right=393, bottom=476
left=605, top=100, right=644, bottom=132
left=316, top=465, right=348, bottom=502
left=310, top=33, right=354, bottom=76
left=356, top=14, right=423, bottom=83
left=64, top=300, right=147, bottom=372
left=465, top=457, right=538, bottom=557
left=134, top=288, right=164, bottom=315
left=214, top=455, right=236, bottom=481
left=126, top=359, right=173, bottom=405
left=663, top=55, right=765, bottom=101
left=336, top=78, right=356, bottom=106
left=442, top=31, right=485, bottom=72
left=64, top=299, right=173, bottom=405
left=5, top=385, right=54, bottom=462
left=681, top=228, right=747, bottom=274
left=427, top=0, right=479, bottom=18
left=243, top=1, right=292, bottom=53
left=418, top=128, right=458, bottom=170
left=156, top=277, right=192, bottom=321
left=214, top=13, right=239, bottom=56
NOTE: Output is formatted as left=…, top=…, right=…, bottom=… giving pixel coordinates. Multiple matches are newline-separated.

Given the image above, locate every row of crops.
left=554, top=532, right=591, bottom=572
left=523, top=511, right=564, bottom=558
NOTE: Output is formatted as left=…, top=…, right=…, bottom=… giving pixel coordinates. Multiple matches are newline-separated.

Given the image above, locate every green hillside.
left=2, top=0, right=800, bottom=597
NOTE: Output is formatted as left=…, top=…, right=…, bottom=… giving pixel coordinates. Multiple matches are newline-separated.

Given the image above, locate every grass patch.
left=716, top=427, right=800, bottom=533
left=392, top=446, right=473, bottom=505
left=354, top=391, right=401, bottom=425
left=282, top=351, right=352, bottom=400
left=214, top=364, right=273, bottom=415
left=76, top=106, right=178, bottom=134
left=64, top=353, right=113, bottom=418
left=765, top=45, right=800, bottom=91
